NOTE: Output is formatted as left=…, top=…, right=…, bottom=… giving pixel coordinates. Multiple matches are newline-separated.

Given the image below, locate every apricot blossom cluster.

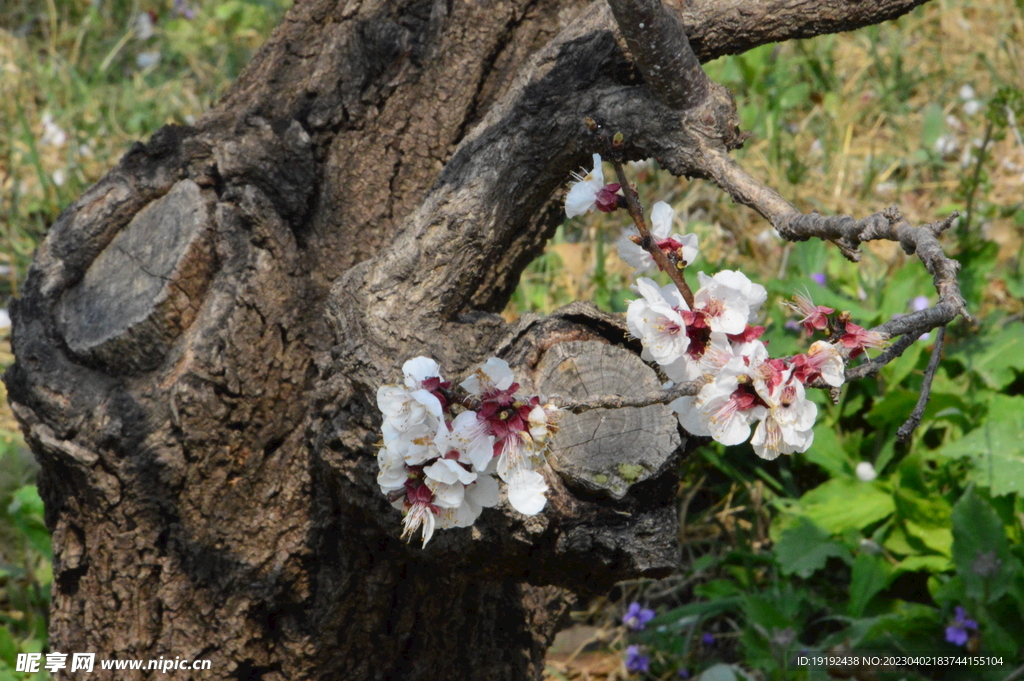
left=569, top=153, right=886, bottom=460
left=378, top=153, right=890, bottom=547
left=376, top=357, right=560, bottom=546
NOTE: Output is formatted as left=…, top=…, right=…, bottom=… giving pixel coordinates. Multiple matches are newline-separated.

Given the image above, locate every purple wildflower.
left=810, top=272, right=827, bottom=287
left=625, top=645, right=650, bottom=674
left=911, top=295, right=930, bottom=311
left=623, top=602, right=656, bottom=631
left=945, top=606, right=978, bottom=646
left=702, top=632, right=715, bottom=646
left=678, top=669, right=690, bottom=679
left=173, top=0, right=196, bottom=19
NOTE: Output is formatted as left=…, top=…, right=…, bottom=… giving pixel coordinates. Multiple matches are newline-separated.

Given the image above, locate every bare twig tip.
left=896, top=326, right=946, bottom=443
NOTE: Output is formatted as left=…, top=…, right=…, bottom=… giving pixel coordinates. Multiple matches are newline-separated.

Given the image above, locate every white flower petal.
left=507, top=469, right=548, bottom=515
left=423, top=460, right=460, bottom=485
left=678, top=232, right=699, bottom=266
left=402, top=356, right=442, bottom=388
left=460, top=357, right=516, bottom=395
left=565, top=154, right=605, bottom=218
left=649, top=201, right=675, bottom=239
left=670, top=395, right=711, bottom=437
left=468, top=474, right=500, bottom=508
left=856, top=461, right=877, bottom=482
left=446, top=410, right=495, bottom=471
left=616, top=230, right=653, bottom=273
left=426, top=479, right=465, bottom=509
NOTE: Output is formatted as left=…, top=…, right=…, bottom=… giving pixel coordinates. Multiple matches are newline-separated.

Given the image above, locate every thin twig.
left=552, top=379, right=703, bottom=414
left=700, top=148, right=971, bottom=338
left=896, top=326, right=945, bottom=443
left=611, top=159, right=695, bottom=307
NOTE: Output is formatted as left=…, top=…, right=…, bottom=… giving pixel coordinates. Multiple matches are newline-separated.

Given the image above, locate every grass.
left=2, top=0, right=1024, bottom=679
left=0, top=1, right=289, bottom=676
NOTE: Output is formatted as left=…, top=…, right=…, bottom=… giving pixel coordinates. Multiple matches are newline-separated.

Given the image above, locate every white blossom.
left=805, top=341, right=845, bottom=387
left=401, top=500, right=437, bottom=547
left=460, top=357, right=515, bottom=396
left=425, top=478, right=466, bottom=509
left=671, top=343, right=769, bottom=444
left=376, top=447, right=409, bottom=494
left=40, top=113, right=67, bottom=147
left=750, top=370, right=817, bottom=460
left=423, top=458, right=477, bottom=486
left=452, top=475, right=500, bottom=528
left=565, top=153, right=607, bottom=218
left=626, top=278, right=689, bottom=365
left=695, top=270, right=767, bottom=330
left=856, top=461, right=877, bottom=482
left=506, top=469, right=548, bottom=515
left=439, top=410, right=495, bottom=472
left=616, top=201, right=699, bottom=273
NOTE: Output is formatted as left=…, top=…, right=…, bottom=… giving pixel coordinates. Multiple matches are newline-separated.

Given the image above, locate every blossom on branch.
left=377, top=356, right=560, bottom=545
left=565, top=153, right=621, bottom=217
left=617, top=201, right=699, bottom=273
left=838, top=321, right=887, bottom=358
left=750, top=367, right=817, bottom=461
left=462, top=358, right=560, bottom=514
left=783, top=291, right=834, bottom=336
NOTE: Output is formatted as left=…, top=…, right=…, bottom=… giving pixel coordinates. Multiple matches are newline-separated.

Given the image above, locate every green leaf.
left=951, top=487, right=1021, bottom=603
left=7, top=485, right=44, bottom=518
left=849, top=553, right=894, bottom=617
left=694, top=580, right=743, bottom=601
left=921, top=103, right=946, bottom=149
left=6, top=486, right=51, bottom=560
left=928, top=574, right=965, bottom=604
left=883, top=522, right=917, bottom=557
left=877, top=263, right=929, bottom=320
left=851, top=602, right=940, bottom=647
left=865, top=390, right=918, bottom=428
left=0, top=627, right=15, bottom=668
left=903, top=519, right=953, bottom=557
left=778, top=83, right=811, bottom=111
left=19, top=639, right=42, bottom=655
left=741, top=593, right=795, bottom=631
left=899, top=554, right=954, bottom=574
left=939, top=416, right=1024, bottom=497
left=880, top=339, right=925, bottom=390
left=651, top=599, right=742, bottom=630
left=775, top=517, right=850, bottom=578
left=803, top=424, right=848, bottom=477
left=793, top=478, right=896, bottom=534
left=893, top=485, right=953, bottom=556
left=950, top=322, right=1024, bottom=390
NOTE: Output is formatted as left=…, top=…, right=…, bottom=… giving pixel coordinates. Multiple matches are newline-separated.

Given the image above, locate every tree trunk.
left=5, top=0, right=930, bottom=678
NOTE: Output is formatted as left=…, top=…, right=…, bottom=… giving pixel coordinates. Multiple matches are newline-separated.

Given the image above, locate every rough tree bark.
left=5, top=0, right=940, bottom=679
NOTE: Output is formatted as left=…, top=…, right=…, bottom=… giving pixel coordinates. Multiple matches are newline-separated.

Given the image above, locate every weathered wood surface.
left=538, top=341, right=679, bottom=499
left=57, top=179, right=216, bottom=373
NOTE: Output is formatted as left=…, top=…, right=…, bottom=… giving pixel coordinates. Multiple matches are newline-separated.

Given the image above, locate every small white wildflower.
left=934, top=135, right=958, bottom=157
left=136, top=51, right=161, bottom=69
left=856, top=461, right=877, bottom=482
left=40, top=113, right=67, bottom=147
left=135, top=12, right=155, bottom=40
